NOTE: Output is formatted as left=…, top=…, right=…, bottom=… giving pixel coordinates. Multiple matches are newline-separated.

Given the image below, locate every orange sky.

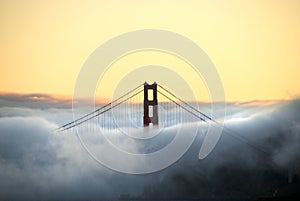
left=0, top=0, right=299, bottom=102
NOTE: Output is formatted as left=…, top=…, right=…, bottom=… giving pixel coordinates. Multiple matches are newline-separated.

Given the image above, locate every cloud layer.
left=0, top=94, right=299, bottom=200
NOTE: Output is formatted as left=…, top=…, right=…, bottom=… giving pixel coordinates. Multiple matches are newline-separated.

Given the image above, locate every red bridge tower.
left=143, top=82, right=158, bottom=127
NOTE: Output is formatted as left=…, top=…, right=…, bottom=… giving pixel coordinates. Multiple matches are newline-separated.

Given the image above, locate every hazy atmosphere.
left=0, top=1, right=300, bottom=201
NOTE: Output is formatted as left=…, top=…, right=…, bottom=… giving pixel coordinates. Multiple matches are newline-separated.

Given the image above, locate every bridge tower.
left=143, top=82, right=158, bottom=127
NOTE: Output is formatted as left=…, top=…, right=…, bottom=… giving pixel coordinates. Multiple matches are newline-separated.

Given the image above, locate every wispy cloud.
left=0, top=93, right=72, bottom=109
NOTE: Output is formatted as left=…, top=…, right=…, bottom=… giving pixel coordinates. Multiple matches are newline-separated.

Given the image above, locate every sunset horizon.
left=1, top=1, right=300, bottom=102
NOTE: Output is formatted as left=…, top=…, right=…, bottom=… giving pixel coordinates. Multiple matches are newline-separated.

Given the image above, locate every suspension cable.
left=55, top=84, right=144, bottom=132
left=158, top=84, right=212, bottom=121
left=157, top=87, right=271, bottom=157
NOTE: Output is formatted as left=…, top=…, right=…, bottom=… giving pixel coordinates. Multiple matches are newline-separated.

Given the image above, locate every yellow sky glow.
left=0, top=0, right=299, bottom=102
